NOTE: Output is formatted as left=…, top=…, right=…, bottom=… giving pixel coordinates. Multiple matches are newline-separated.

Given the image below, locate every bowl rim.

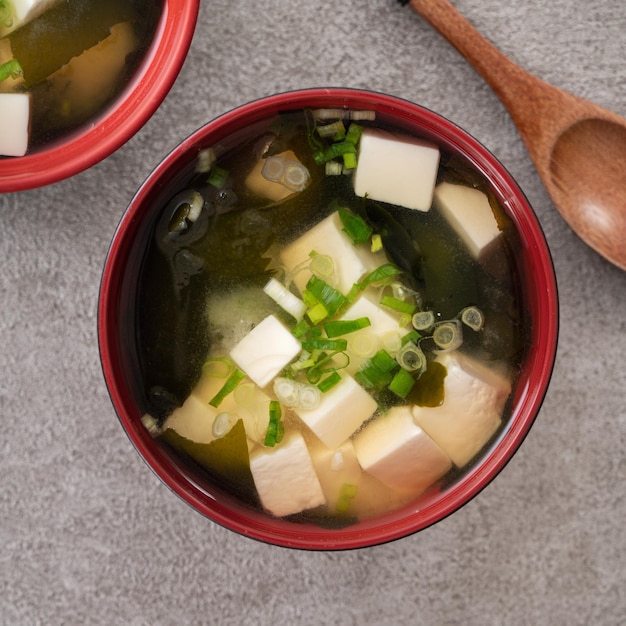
left=98, top=87, right=559, bottom=550
left=0, top=0, right=200, bottom=193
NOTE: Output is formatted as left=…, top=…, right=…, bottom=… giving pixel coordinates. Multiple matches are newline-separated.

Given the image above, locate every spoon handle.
left=403, top=1, right=536, bottom=99
left=402, top=0, right=575, bottom=151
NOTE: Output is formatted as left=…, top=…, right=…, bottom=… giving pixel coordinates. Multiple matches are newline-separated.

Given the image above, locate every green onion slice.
left=0, top=59, right=23, bottom=83
left=323, top=317, right=371, bottom=338
left=317, top=371, right=342, bottom=393
left=460, top=306, right=485, bottom=331
left=396, top=342, right=426, bottom=373
left=305, top=275, right=346, bottom=317
left=388, top=368, right=416, bottom=399
left=380, top=295, right=417, bottom=315
left=337, top=206, right=373, bottom=245
left=412, top=310, right=436, bottom=332
left=301, top=338, right=348, bottom=352
left=209, top=369, right=246, bottom=408
left=433, top=320, right=463, bottom=351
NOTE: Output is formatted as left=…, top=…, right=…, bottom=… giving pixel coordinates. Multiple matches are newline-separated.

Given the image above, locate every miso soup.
left=135, top=107, right=527, bottom=525
left=0, top=0, right=162, bottom=156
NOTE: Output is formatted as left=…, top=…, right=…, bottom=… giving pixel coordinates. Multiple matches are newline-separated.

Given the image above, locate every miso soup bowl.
left=0, top=0, right=199, bottom=193
left=98, top=88, right=558, bottom=550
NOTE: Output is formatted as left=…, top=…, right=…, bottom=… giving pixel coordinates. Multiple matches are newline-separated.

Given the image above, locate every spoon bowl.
left=402, top=0, right=626, bottom=270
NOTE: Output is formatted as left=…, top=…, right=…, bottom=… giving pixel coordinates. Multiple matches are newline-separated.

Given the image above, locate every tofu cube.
left=339, top=293, right=404, bottom=373
left=229, top=315, right=301, bottom=388
left=165, top=373, right=273, bottom=447
left=434, top=182, right=502, bottom=259
left=280, top=211, right=386, bottom=295
left=308, top=439, right=363, bottom=512
left=353, top=128, right=440, bottom=211
left=353, top=406, right=452, bottom=496
left=245, top=150, right=308, bottom=202
left=412, top=352, right=512, bottom=467
left=0, top=93, right=30, bottom=157
left=249, top=432, right=326, bottom=517
left=294, top=375, right=377, bottom=449
left=0, top=0, right=62, bottom=36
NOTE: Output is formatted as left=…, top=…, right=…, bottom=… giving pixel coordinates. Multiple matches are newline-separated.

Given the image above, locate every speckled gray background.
left=1, top=1, right=625, bottom=624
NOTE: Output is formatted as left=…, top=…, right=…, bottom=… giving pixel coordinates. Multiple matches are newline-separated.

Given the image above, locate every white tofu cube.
left=338, top=293, right=404, bottom=373
left=229, top=315, right=301, bottom=388
left=353, top=128, right=440, bottom=211
left=294, top=375, right=377, bottom=449
left=308, top=439, right=363, bottom=512
left=412, top=352, right=512, bottom=467
left=279, top=211, right=386, bottom=295
left=0, top=93, right=30, bottom=157
left=353, top=406, right=452, bottom=496
left=245, top=150, right=307, bottom=202
left=0, top=0, right=62, bottom=36
left=249, top=432, right=326, bottom=517
left=166, top=373, right=273, bottom=447
left=434, top=182, right=502, bottom=259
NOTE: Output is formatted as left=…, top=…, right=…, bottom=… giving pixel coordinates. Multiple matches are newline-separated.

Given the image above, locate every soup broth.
left=0, top=0, right=162, bottom=155
left=135, top=107, right=527, bottom=525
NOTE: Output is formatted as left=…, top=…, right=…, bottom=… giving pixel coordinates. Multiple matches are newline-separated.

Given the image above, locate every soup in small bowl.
left=0, top=0, right=199, bottom=192
left=98, top=88, right=558, bottom=550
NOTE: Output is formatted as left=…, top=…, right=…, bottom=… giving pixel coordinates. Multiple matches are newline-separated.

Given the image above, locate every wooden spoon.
left=401, top=0, right=626, bottom=270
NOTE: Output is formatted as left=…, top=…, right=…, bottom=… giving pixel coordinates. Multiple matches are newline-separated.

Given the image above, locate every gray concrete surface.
left=1, top=1, right=625, bottom=624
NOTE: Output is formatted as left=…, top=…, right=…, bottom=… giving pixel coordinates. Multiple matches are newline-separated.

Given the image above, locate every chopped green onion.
left=305, top=351, right=349, bottom=385
left=401, top=330, right=422, bottom=346
left=292, top=319, right=312, bottom=339
left=342, top=152, right=357, bottom=169
left=316, top=119, right=345, bottom=139
left=371, top=233, right=383, bottom=253
left=209, top=369, right=246, bottom=407
left=358, top=263, right=403, bottom=290
left=388, top=368, right=416, bottom=398
left=337, top=483, right=358, bottom=513
left=412, top=310, right=436, bottom=332
left=0, top=59, right=23, bottom=83
left=325, top=161, right=343, bottom=176
left=141, top=414, right=161, bottom=437
left=381, top=330, right=403, bottom=354
left=349, top=110, right=376, bottom=121
left=212, top=412, right=233, bottom=438
left=305, top=275, right=346, bottom=317
left=306, top=301, right=329, bottom=325
left=355, top=349, right=398, bottom=389
left=274, top=377, right=321, bottom=409
left=233, top=382, right=255, bottom=407
left=323, top=317, right=371, bottom=338
left=380, top=295, right=417, bottom=315
left=299, top=384, right=321, bottom=409
left=317, top=371, right=342, bottom=393
left=264, top=400, right=284, bottom=447
left=433, top=320, right=463, bottom=351
left=302, top=338, right=348, bottom=352
left=460, top=306, right=485, bottom=331
left=345, top=123, right=364, bottom=145
left=313, top=108, right=347, bottom=120
left=202, top=357, right=234, bottom=378
left=348, top=331, right=378, bottom=358
left=396, top=342, right=426, bottom=373
left=309, top=252, right=335, bottom=280
left=207, top=166, right=228, bottom=189
left=338, top=206, right=373, bottom=245
left=263, top=277, right=306, bottom=321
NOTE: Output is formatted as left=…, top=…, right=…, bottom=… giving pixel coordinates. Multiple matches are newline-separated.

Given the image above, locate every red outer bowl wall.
left=98, top=88, right=559, bottom=550
left=0, top=0, right=200, bottom=193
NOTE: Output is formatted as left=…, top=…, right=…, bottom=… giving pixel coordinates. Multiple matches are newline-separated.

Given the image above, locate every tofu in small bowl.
left=0, top=0, right=199, bottom=191
left=98, top=88, right=558, bottom=550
